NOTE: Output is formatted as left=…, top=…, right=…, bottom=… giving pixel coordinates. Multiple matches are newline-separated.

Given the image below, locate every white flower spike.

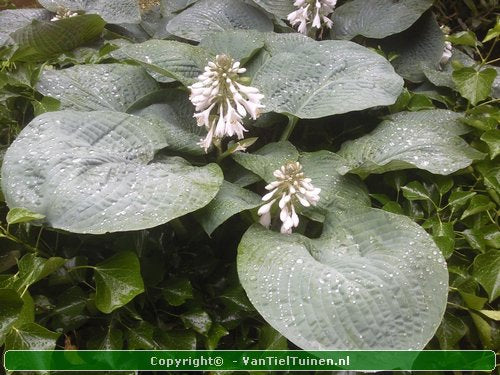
left=188, top=54, right=265, bottom=152
left=258, top=161, right=321, bottom=234
left=287, top=0, right=337, bottom=35
left=440, top=41, right=453, bottom=65
left=51, top=6, right=78, bottom=21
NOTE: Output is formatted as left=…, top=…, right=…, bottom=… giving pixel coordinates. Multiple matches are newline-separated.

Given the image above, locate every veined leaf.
left=195, top=181, right=262, bottom=236
left=380, top=12, right=445, bottom=82
left=5, top=322, right=60, bottom=350
left=166, top=0, right=273, bottom=42
left=1, top=111, right=223, bottom=234
left=10, top=15, right=106, bottom=62
left=331, top=0, right=433, bottom=40
left=0, top=289, right=24, bottom=346
left=251, top=0, right=295, bottom=19
left=452, top=67, right=497, bottom=105
left=36, top=64, right=159, bottom=112
left=6, top=207, right=45, bottom=225
left=94, top=251, right=144, bottom=314
left=238, top=206, right=448, bottom=349
left=338, top=110, right=485, bottom=177
left=251, top=37, right=403, bottom=118
left=0, top=9, right=51, bottom=47
left=38, top=0, right=141, bottom=24
left=473, top=251, right=500, bottom=302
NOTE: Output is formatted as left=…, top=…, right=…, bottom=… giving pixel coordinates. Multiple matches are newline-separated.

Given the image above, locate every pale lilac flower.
left=287, top=0, right=337, bottom=35
left=440, top=41, right=453, bottom=65
left=189, top=55, right=265, bottom=152
left=258, top=162, right=321, bottom=234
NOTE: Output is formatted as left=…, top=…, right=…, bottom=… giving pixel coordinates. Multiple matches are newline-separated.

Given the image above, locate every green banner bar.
left=4, top=350, right=495, bottom=371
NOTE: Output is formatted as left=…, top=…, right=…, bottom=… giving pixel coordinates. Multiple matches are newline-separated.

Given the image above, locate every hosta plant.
left=0, top=0, right=498, bottom=360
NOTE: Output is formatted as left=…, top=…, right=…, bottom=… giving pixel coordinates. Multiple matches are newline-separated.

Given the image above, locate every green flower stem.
left=280, top=115, right=299, bottom=141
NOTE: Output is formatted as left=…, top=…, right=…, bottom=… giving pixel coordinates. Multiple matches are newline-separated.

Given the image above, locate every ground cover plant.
left=0, top=0, right=498, bottom=373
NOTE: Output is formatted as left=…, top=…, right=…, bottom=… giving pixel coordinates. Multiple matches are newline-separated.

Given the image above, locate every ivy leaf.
left=5, top=322, right=60, bottom=350
left=473, top=252, right=499, bottom=302
left=452, top=67, right=497, bottom=105
left=480, top=129, right=500, bottom=159
left=401, top=181, right=432, bottom=201
left=94, top=251, right=145, bottom=314
left=181, top=308, right=212, bottom=335
left=447, top=31, right=478, bottom=47
left=125, top=321, right=158, bottom=349
left=435, top=312, right=467, bottom=349
left=16, top=254, right=66, bottom=290
left=0, top=289, right=24, bottom=345
left=206, top=323, right=229, bottom=350
left=161, top=277, right=194, bottom=306
left=460, top=195, right=495, bottom=219
left=470, top=311, right=494, bottom=349
left=157, top=330, right=196, bottom=350
left=448, top=191, right=476, bottom=209
left=6, top=207, right=45, bottom=225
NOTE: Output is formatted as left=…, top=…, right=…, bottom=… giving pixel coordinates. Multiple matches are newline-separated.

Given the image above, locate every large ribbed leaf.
left=238, top=204, right=448, bottom=349
left=130, top=90, right=206, bottom=156
left=1, top=111, right=223, bottom=234
left=338, top=110, right=485, bottom=177
left=111, top=40, right=210, bottom=85
left=166, top=0, right=273, bottom=42
left=199, top=30, right=266, bottom=64
left=381, top=12, right=445, bottom=82
left=233, top=141, right=299, bottom=182
left=0, top=9, right=51, bottom=47
left=251, top=0, right=295, bottom=19
left=251, top=38, right=404, bottom=118
left=195, top=181, right=262, bottom=235
left=10, top=14, right=106, bottom=62
left=36, top=64, right=159, bottom=111
left=38, top=0, right=141, bottom=24
left=331, top=0, right=433, bottom=40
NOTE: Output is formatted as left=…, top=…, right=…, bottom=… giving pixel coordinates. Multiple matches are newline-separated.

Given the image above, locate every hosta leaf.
left=338, top=110, right=485, bottom=177
left=10, top=15, right=106, bottom=62
left=1, top=111, right=223, bottom=234
left=251, top=0, right=295, bottom=19
left=473, top=251, right=500, bottom=303
left=38, top=0, right=141, bottom=24
left=130, top=89, right=205, bottom=156
left=251, top=38, right=403, bottom=118
left=233, top=141, right=299, bottom=182
left=111, top=40, right=210, bottom=85
left=94, top=251, right=144, bottom=314
left=331, top=0, right=433, bottom=40
left=0, top=9, right=51, bottom=47
left=166, top=0, right=273, bottom=42
left=452, top=67, right=497, bottom=105
left=160, top=0, right=199, bottom=15
left=380, top=12, right=445, bottom=82
left=36, top=64, right=159, bottom=112
left=4, top=322, right=60, bottom=350
left=238, top=206, right=448, bottom=349
left=195, top=181, right=262, bottom=235
left=199, top=30, right=266, bottom=64
left=0, top=289, right=24, bottom=345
